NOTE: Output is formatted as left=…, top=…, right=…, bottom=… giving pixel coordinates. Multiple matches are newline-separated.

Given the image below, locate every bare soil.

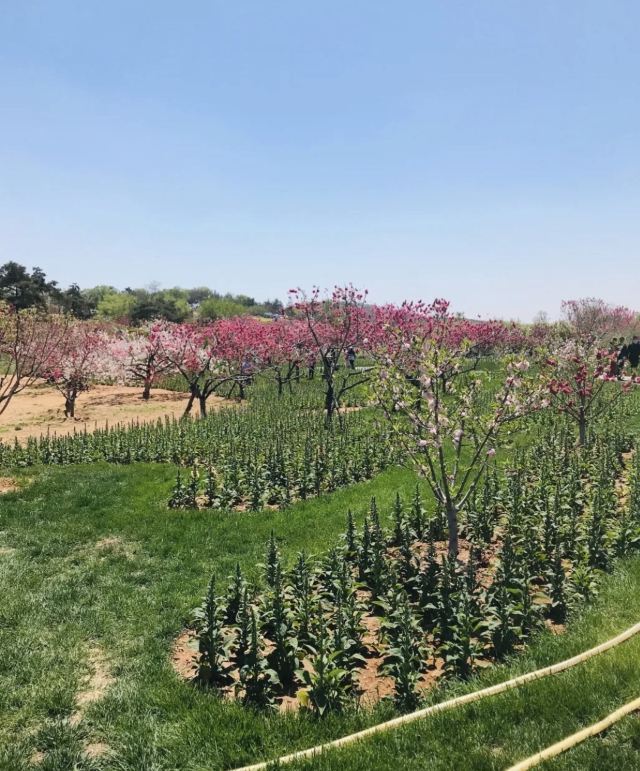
left=69, top=646, right=114, bottom=727
left=0, top=477, right=18, bottom=494
left=172, top=630, right=198, bottom=682
left=34, top=646, right=115, bottom=765
left=84, top=742, right=111, bottom=759
left=0, top=383, right=230, bottom=444
left=94, top=536, right=138, bottom=561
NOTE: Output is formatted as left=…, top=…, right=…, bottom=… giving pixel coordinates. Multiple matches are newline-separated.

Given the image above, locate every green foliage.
left=297, top=620, right=353, bottom=716
left=238, top=608, right=280, bottom=710
left=0, top=261, right=59, bottom=310
left=4, top=383, right=640, bottom=765
left=0, top=390, right=401, bottom=512
left=380, top=591, right=427, bottom=710
left=194, top=574, right=233, bottom=687
left=186, top=415, right=640, bottom=715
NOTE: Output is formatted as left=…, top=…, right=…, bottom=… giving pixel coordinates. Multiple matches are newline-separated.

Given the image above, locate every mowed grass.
left=1, top=458, right=640, bottom=769
left=0, top=462, right=423, bottom=770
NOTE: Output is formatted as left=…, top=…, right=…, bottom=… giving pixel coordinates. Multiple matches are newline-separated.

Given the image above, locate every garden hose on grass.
left=233, top=621, right=640, bottom=771
left=506, top=694, right=640, bottom=770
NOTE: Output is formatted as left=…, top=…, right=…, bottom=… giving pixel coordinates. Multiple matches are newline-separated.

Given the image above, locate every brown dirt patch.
left=84, top=742, right=110, bottom=759
left=70, top=646, right=114, bottom=727
left=172, top=630, right=198, bottom=682
left=0, top=477, right=18, bottom=494
left=171, top=619, right=449, bottom=713
left=0, top=383, right=231, bottom=444
left=94, top=536, right=138, bottom=561
left=545, top=619, right=566, bottom=635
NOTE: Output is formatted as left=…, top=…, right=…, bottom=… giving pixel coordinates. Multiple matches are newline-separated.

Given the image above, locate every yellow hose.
left=507, top=695, right=640, bottom=770
left=233, top=621, right=640, bottom=771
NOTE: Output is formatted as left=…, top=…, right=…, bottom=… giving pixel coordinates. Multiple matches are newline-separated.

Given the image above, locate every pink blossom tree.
left=151, top=321, right=215, bottom=417
left=372, top=299, right=541, bottom=557
left=289, top=286, right=373, bottom=425
left=0, top=304, right=69, bottom=416
left=262, top=317, right=311, bottom=396
left=110, top=325, right=174, bottom=400
left=210, top=317, right=272, bottom=400
left=152, top=318, right=271, bottom=417
left=543, top=340, right=630, bottom=446
left=542, top=298, right=638, bottom=445
left=562, top=298, right=637, bottom=340
left=42, top=322, right=111, bottom=418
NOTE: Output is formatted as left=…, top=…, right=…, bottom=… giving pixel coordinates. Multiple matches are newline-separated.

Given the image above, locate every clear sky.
left=1, top=1, right=638, bottom=321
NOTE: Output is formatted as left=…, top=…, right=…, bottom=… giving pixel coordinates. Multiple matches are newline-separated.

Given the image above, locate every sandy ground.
left=0, top=382, right=229, bottom=444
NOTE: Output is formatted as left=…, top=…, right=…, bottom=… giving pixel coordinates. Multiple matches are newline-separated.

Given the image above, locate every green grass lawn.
left=0, top=462, right=425, bottom=770
left=1, top=452, right=640, bottom=769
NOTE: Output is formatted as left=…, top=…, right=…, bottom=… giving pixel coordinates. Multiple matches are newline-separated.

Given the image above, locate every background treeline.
left=0, top=261, right=283, bottom=323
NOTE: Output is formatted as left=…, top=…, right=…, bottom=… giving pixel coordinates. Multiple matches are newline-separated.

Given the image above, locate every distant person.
left=324, top=348, right=337, bottom=379
left=346, top=346, right=356, bottom=370
left=609, top=339, right=620, bottom=377
left=617, top=338, right=628, bottom=376
left=628, top=336, right=640, bottom=371
left=241, top=358, right=254, bottom=385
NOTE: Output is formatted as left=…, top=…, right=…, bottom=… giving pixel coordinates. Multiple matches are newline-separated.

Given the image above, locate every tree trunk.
left=199, top=394, right=208, bottom=418
left=578, top=414, right=587, bottom=446
left=183, top=384, right=198, bottom=417
left=142, top=379, right=152, bottom=400
left=445, top=502, right=459, bottom=557
left=324, top=382, right=335, bottom=425
left=64, top=395, right=76, bottom=419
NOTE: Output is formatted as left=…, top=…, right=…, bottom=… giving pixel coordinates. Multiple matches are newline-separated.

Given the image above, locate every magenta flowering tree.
left=289, top=286, right=373, bottom=425
left=543, top=340, right=631, bottom=446
left=152, top=317, right=272, bottom=416
left=373, top=300, right=541, bottom=557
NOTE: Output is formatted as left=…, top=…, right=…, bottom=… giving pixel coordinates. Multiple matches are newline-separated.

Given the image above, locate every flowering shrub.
left=372, top=299, right=542, bottom=556
left=544, top=305, right=637, bottom=444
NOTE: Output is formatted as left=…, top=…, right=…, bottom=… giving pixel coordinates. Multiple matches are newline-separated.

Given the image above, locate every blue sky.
left=1, top=1, right=638, bottom=320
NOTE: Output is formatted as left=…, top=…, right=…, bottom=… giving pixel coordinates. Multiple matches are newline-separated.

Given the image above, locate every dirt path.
left=0, top=383, right=230, bottom=444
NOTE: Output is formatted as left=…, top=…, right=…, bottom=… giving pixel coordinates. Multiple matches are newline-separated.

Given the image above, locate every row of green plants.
left=189, top=420, right=640, bottom=714
left=167, top=429, right=391, bottom=511
left=0, top=392, right=399, bottom=510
